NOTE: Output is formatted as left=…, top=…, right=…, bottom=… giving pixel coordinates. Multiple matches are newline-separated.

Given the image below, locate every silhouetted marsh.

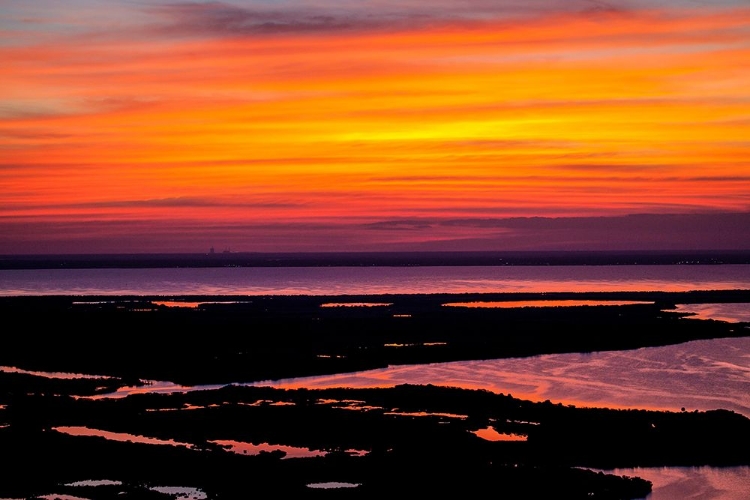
left=1, top=290, right=748, bottom=499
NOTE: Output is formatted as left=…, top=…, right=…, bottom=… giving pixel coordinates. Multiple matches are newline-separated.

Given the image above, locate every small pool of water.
left=472, top=426, right=527, bottom=442
left=210, top=439, right=326, bottom=459
left=307, top=482, right=360, bottom=489
left=443, top=300, right=653, bottom=308
left=52, top=426, right=195, bottom=449
left=320, top=302, right=393, bottom=307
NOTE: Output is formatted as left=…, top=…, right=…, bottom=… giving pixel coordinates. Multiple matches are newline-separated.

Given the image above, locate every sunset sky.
left=1, top=0, right=749, bottom=254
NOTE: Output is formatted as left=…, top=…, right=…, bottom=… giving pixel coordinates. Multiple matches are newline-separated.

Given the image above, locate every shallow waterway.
left=251, top=335, right=750, bottom=417
left=248, top=303, right=750, bottom=417
left=595, top=466, right=750, bottom=500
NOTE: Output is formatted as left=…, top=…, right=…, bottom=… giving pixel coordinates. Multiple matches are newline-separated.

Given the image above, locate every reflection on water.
left=3, top=264, right=749, bottom=296
left=52, top=426, right=195, bottom=449
left=307, top=482, right=360, bottom=489
left=256, top=336, right=750, bottom=418
left=598, top=466, right=750, bottom=500
left=35, top=495, right=89, bottom=500
left=673, top=303, right=750, bottom=323
left=65, top=480, right=121, bottom=487
left=93, top=380, right=221, bottom=399
left=444, top=300, right=653, bottom=308
left=254, top=303, right=750, bottom=416
left=211, top=439, right=367, bottom=459
left=472, top=427, right=527, bottom=442
left=383, top=410, right=468, bottom=420
left=149, top=486, right=207, bottom=500
left=320, top=302, right=392, bottom=308
left=384, top=341, right=447, bottom=348
left=49, top=480, right=207, bottom=500
left=210, top=439, right=327, bottom=459
left=52, top=426, right=360, bottom=460
left=0, top=365, right=113, bottom=380
left=49, top=421, right=369, bottom=462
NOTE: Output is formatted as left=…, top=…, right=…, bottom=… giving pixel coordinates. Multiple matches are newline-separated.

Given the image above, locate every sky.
left=1, top=0, right=749, bottom=254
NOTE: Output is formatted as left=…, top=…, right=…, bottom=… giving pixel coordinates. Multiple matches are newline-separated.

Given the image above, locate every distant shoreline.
left=2, top=249, right=750, bottom=269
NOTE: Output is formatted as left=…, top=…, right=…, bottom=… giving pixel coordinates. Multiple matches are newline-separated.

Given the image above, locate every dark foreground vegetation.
left=1, top=290, right=749, bottom=499
left=1, top=290, right=748, bottom=385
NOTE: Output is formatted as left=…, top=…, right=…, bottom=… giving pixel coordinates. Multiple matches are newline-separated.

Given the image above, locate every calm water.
left=598, top=466, right=750, bottom=500
left=1, top=264, right=750, bottom=296
left=250, top=334, right=750, bottom=418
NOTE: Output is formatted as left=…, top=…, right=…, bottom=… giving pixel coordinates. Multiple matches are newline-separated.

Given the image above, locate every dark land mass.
left=1, top=290, right=748, bottom=386
left=1, top=291, right=749, bottom=499
left=2, top=249, right=750, bottom=269
left=3, top=382, right=749, bottom=500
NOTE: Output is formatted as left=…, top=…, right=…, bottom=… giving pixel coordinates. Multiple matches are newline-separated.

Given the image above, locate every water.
left=598, top=466, right=750, bottom=500
left=1, top=264, right=749, bottom=296
left=250, top=334, right=750, bottom=418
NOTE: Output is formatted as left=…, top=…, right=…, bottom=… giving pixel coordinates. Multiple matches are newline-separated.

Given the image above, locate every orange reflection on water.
left=320, top=302, right=393, bottom=308
left=152, top=301, right=251, bottom=308
left=443, top=300, right=653, bottom=308
left=672, top=303, right=750, bottom=323
left=152, top=301, right=204, bottom=308
left=384, top=411, right=468, bottom=420
left=0, top=365, right=112, bottom=380
left=472, top=427, right=527, bottom=442
left=210, top=439, right=326, bottom=459
left=252, top=357, right=682, bottom=414
left=383, top=342, right=447, bottom=347
left=53, top=426, right=193, bottom=449
left=86, top=380, right=208, bottom=400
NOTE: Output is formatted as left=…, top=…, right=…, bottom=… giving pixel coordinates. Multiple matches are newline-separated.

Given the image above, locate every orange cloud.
left=0, top=5, right=748, bottom=252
